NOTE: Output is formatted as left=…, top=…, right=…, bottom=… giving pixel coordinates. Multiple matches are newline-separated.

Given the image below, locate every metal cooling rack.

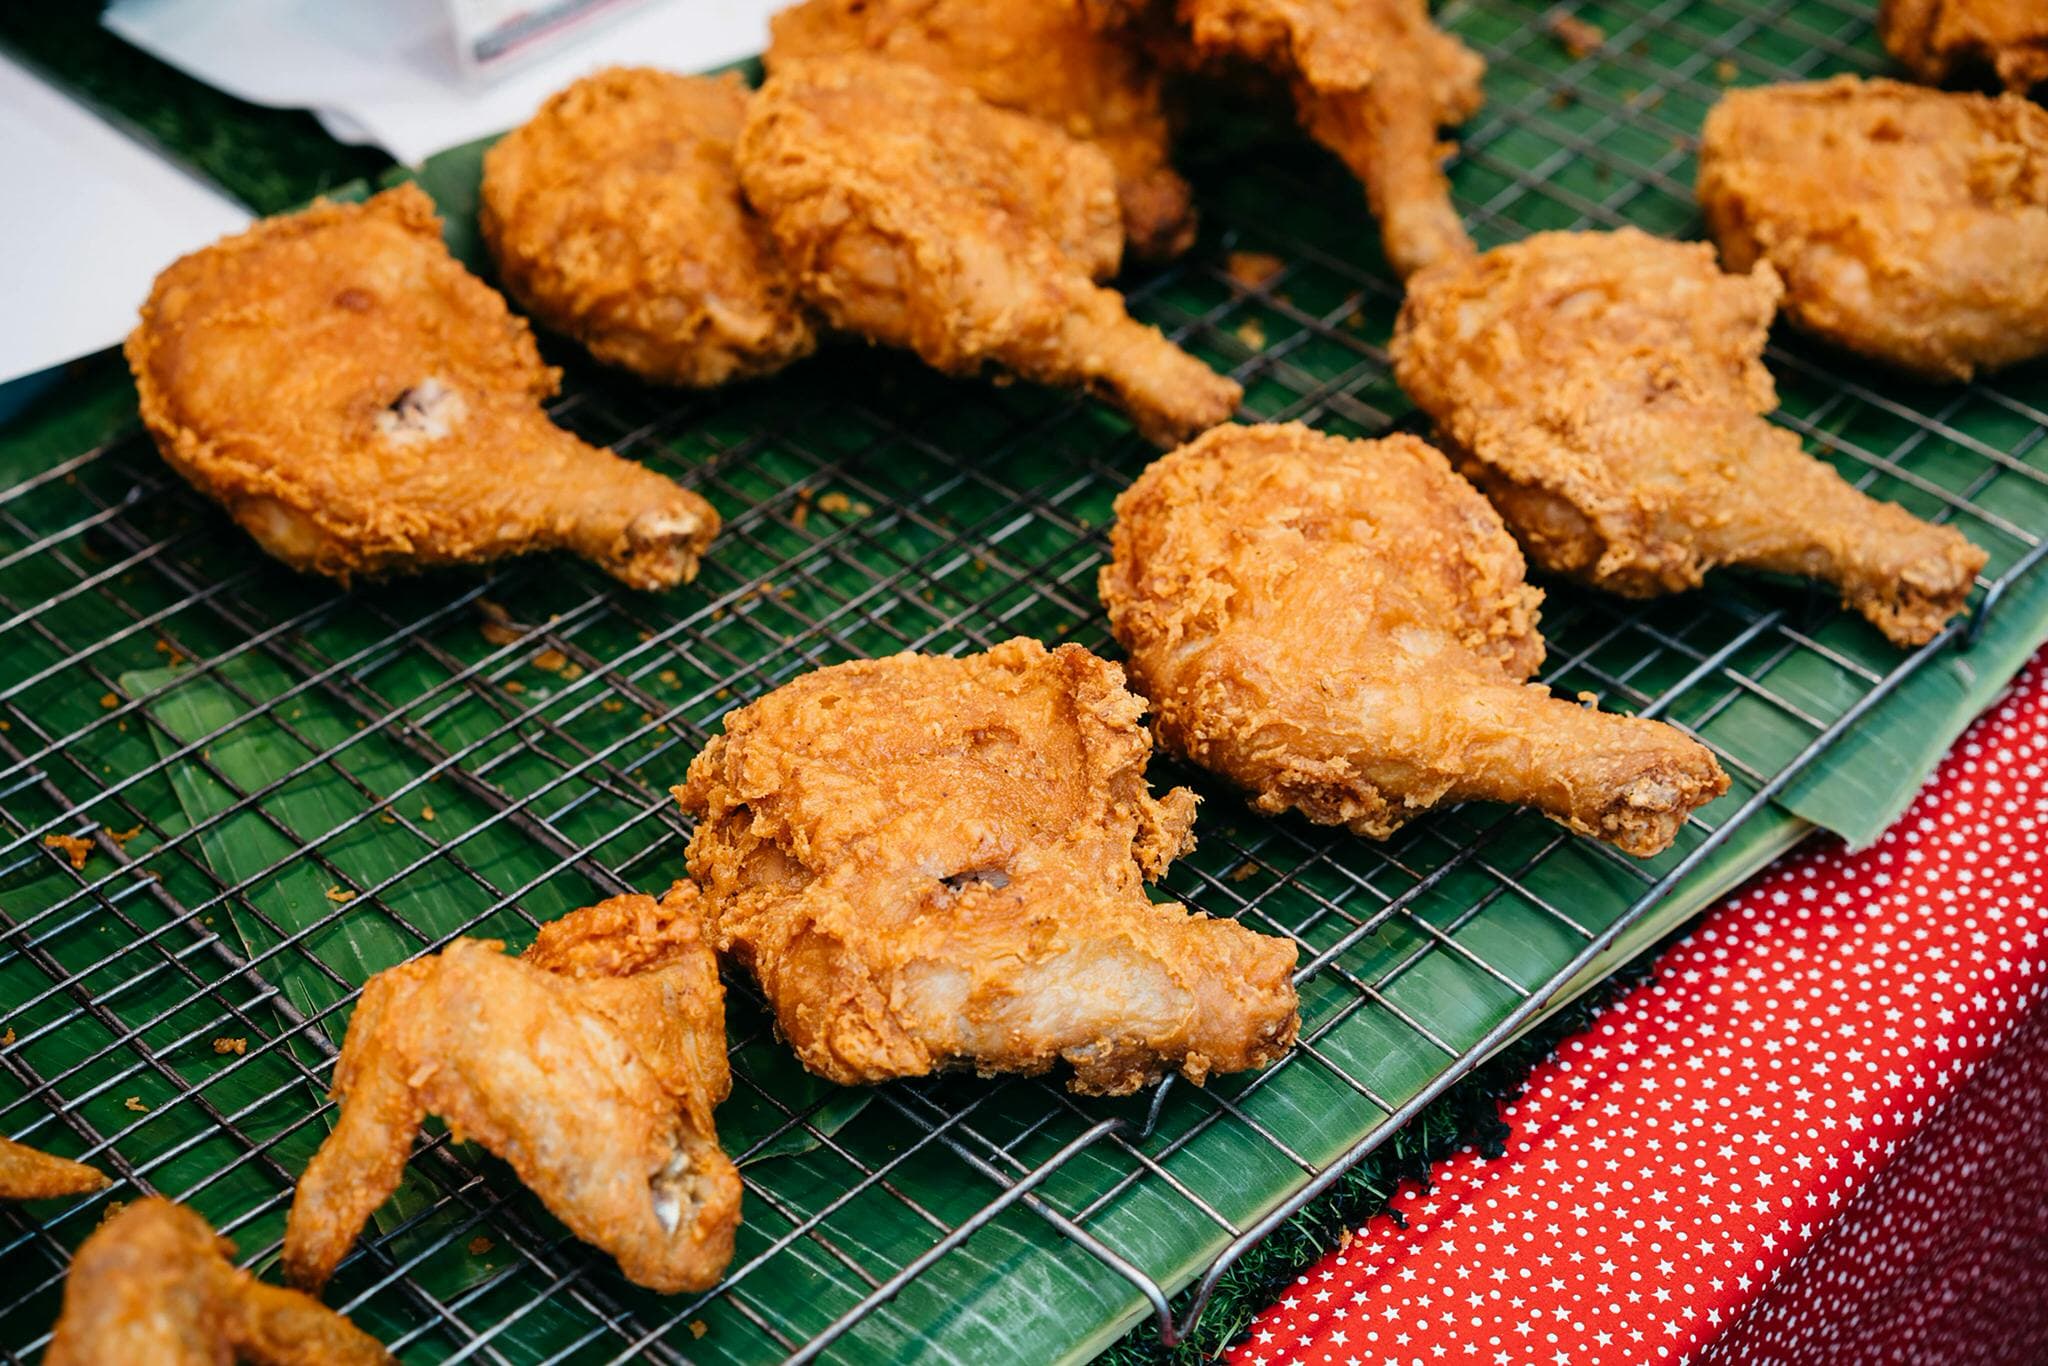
left=3, top=0, right=2047, bottom=1360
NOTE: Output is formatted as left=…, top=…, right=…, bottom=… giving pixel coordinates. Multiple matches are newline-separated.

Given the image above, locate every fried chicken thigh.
left=48, top=1199, right=392, bottom=1366
left=1391, top=229, right=1988, bottom=647
left=1101, top=424, right=1728, bottom=856
left=768, top=0, right=1197, bottom=259
left=480, top=68, right=815, bottom=388
left=1698, top=76, right=2048, bottom=381
left=675, top=638, right=1299, bottom=1096
left=735, top=56, right=1241, bottom=446
left=128, top=184, right=719, bottom=589
left=1881, top=0, right=2048, bottom=94
left=0, top=1136, right=107, bottom=1202
left=1176, top=0, right=1484, bottom=277
left=284, top=884, right=740, bottom=1295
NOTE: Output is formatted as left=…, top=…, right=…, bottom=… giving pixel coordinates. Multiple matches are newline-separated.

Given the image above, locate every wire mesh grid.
left=3, top=0, right=2047, bottom=1360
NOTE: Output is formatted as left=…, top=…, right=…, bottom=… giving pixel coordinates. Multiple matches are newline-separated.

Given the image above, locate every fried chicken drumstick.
left=1392, top=229, right=1988, bottom=647
left=735, top=55, right=1241, bottom=446
left=0, top=1137, right=107, bottom=1202
left=1102, top=424, right=1728, bottom=856
left=1698, top=76, right=2048, bottom=381
left=480, top=68, right=815, bottom=388
left=768, top=0, right=1197, bottom=260
left=48, top=1199, right=392, bottom=1366
left=129, top=184, right=719, bottom=589
left=1881, top=0, right=2048, bottom=94
left=284, top=885, right=740, bottom=1295
left=1172, top=0, right=1484, bottom=277
left=675, top=639, right=1300, bottom=1096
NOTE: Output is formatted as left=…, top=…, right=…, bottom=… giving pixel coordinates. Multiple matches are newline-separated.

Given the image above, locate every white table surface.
left=0, top=50, right=250, bottom=388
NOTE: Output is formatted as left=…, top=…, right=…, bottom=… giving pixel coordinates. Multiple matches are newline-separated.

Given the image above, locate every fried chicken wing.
left=48, top=1199, right=392, bottom=1366
left=1698, top=76, right=2048, bottom=381
left=283, top=884, right=740, bottom=1295
left=1176, top=0, right=1484, bottom=277
left=480, top=68, right=816, bottom=388
left=1101, top=424, right=1728, bottom=856
left=128, top=184, right=719, bottom=589
left=0, top=1136, right=107, bottom=1202
left=768, top=0, right=1197, bottom=260
left=1882, top=0, right=2048, bottom=94
left=735, top=55, right=1241, bottom=446
left=1391, top=229, right=1988, bottom=647
left=675, top=638, right=1299, bottom=1096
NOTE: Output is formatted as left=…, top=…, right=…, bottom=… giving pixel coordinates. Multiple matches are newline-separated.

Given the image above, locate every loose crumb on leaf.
left=44, top=833, right=92, bottom=869
left=1225, top=250, right=1286, bottom=289
left=1546, top=13, right=1605, bottom=57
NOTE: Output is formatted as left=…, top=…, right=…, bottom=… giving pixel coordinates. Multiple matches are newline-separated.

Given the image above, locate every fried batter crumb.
left=1547, top=13, right=1605, bottom=56
left=123, top=1097, right=148, bottom=1113
left=325, top=887, right=356, bottom=904
left=1234, top=318, right=1268, bottom=349
left=99, top=693, right=118, bottom=710
left=467, top=1236, right=494, bottom=1256
left=212, top=1037, right=247, bottom=1056
left=44, top=834, right=92, bottom=870
left=1226, top=250, right=1287, bottom=289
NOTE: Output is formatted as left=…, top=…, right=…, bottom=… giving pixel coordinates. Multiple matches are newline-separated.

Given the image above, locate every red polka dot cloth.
left=1233, top=647, right=2048, bottom=1366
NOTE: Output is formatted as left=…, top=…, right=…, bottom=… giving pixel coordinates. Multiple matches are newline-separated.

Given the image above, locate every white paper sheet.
left=105, top=0, right=781, bottom=166
left=0, top=51, right=249, bottom=387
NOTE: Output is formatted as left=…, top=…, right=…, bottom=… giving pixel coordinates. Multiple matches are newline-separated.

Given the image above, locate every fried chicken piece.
left=480, top=68, right=816, bottom=388
left=1176, top=0, right=1485, bottom=277
left=1101, top=424, right=1728, bottom=856
left=1698, top=76, right=2048, bottom=381
left=128, top=184, right=719, bottom=589
left=0, top=1136, right=107, bottom=1202
left=1391, top=229, right=1988, bottom=647
left=1881, top=0, right=2048, bottom=94
left=283, top=884, right=740, bottom=1295
left=768, top=0, right=1197, bottom=260
left=48, top=1199, right=392, bottom=1366
left=675, top=638, right=1299, bottom=1096
left=735, top=56, right=1241, bottom=446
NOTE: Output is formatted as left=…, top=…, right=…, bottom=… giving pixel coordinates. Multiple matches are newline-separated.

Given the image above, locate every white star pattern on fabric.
left=1229, top=649, right=2048, bottom=1365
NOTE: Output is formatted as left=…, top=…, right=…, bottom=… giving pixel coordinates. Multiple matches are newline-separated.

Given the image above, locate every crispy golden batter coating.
left=1882, top=0, right=2048, bottom=93
left=675, top=639, right=1300, bottom=1096
left=0, top=1137, right=107, bottom=1202
left=48, top=1199, right=392, bottom=1366
left=1176, top=0, right=1484, bottom=277
left=283, top=884, right=739, bottom=1295
left=1101, top=424, right=1728, bottom=856
left=768, top=0, right=1196, bottom=260
left=1392, top=229, right=1988, bottom=647
left=1698, top=76, right=2048, bottom=381
left=480, top=68, right=815, bottom=388
left=127, top=185, right=719, bottom=590
left=735, top=56, right=1241, bottom=446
